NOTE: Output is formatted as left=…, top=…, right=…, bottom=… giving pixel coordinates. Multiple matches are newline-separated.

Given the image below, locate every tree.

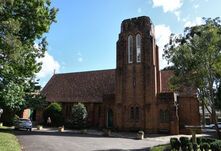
left=163, top=17, right=221, bottom=138
left=0, top=0, right=58, bottom=116
left=71, top=103, right=87, bottom=129
left=43, top=102, right=63, bottom=126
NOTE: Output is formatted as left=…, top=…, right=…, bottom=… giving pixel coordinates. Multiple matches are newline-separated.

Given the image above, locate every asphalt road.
left=15, top=130, right=168, bottom=151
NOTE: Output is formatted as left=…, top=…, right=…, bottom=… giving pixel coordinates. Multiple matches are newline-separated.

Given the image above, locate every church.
left=41, top=16, right=200, bottom=134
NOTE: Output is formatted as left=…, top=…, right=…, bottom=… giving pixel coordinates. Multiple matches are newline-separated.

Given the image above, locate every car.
left=14, top=118, right=32, bottom=131
left=207, top=122, right=221, bottom=129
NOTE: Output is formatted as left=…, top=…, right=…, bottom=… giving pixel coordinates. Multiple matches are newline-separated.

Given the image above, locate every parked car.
left=14, top=118, right=32, bottom=131
left=206, top=122, right=221, bottom=129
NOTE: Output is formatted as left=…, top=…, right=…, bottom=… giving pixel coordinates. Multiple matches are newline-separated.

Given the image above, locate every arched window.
left=160, top=109, right=169, bottom=123
left=136, top=34, right=141, bottom=62
left=135, top=107, right=139, bottom=120
left=128, top=35, right=133, bottom=63
left=130, top=107, right=134, bottom=120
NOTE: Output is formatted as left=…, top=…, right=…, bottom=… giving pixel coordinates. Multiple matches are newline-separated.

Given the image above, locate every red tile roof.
left=42, top=69, right=115, bottom=103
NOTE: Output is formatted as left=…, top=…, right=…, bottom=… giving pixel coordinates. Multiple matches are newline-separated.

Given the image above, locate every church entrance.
left=107, top=109, right=113, bottom=128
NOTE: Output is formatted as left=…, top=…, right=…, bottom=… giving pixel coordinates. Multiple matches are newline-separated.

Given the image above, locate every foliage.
left=43, top=103, right=63, bottom=126
left=197, top=137, right=202, bottom=145
left=0, top=0, right=58, bottom=113
left=71, top=103, right=87, bottom=129
left=0, top=127, right=21, bottom=151
left=163, top=17, right=221, bottom=137
left=200, top=143, right=210, bottom=151
left=210, top=141, right=221, bottom=151
left=192, top=143, right=198, bottom=151
left=170, top=137, right=180, bottom=150
left=179, top=137, right=190, bottom=151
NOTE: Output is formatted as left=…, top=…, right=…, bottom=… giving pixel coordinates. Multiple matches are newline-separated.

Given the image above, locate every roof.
left=42, top=69, right=115, bottom=103
left=160, top=70, right=197, bottom=96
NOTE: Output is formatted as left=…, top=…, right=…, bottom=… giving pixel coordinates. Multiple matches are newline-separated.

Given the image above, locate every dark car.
left=14, top=118, right=32, bottom=131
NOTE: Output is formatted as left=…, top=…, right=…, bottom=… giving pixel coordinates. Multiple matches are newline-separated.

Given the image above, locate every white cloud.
left=184, top=17, right=204, bottom=27
left=155, top=24, right=172, bottom=69
left=36, top=51, right=60, bottom=78
left=152, top=0, right=183, bottom=12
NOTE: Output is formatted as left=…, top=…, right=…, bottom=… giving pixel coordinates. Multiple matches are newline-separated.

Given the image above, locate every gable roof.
left=42, top=69, right=115, bottom=103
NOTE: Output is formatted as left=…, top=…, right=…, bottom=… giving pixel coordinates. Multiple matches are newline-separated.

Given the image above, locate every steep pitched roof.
left=42, top=69, right=115, bottom=103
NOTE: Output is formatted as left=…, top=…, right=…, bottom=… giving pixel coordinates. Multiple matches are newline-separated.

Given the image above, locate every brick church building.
left=41, top=16, right=200, bottom=134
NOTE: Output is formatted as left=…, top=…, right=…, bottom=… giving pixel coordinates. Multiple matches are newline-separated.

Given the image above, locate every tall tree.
left=163, top=17, right=221, bottom=138
left=0, top=0, right=58, bottom=114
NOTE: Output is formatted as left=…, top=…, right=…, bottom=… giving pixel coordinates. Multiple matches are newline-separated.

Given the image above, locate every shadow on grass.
left=0, top=127, right=14, bottom=133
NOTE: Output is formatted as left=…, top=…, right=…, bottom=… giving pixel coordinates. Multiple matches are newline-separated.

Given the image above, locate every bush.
left=197, top=137, right=202, bottom=145
left=201, top=143, right=210, bottom=151
left=170, top=137, right=180, bottom=150
left=179, top=137, right=190, bottom=151
left=186, top=142, right=192, bottom=151
left=43, top=102, right=64, bottom=126
left=201, top=137, right=216, bottom=144
left=71, top=103, right=87, bottom=129
left=192, top=143, right=198, bottom=151
left=210, top=141, right=221, bottom=151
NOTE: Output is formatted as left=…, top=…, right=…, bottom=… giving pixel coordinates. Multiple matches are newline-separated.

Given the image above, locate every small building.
left=41, top=16, right=200, bottom=134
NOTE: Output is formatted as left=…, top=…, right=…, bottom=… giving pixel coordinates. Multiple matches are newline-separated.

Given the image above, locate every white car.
left=207, top=122, right=221, bottom=129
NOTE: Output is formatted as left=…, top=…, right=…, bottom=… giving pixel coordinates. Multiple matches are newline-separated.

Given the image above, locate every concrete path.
left=15, top=128, right=207, bottom=151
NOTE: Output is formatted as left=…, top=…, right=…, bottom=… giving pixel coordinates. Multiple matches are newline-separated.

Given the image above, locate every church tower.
left=115, top=16, right=160, bottom=131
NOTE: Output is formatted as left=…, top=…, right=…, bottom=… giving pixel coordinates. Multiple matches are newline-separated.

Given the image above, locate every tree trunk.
left=202, top=100, right=206, bottom=127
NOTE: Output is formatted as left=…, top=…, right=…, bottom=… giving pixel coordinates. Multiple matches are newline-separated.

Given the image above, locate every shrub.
left=179, top=137, right=190, bottom=151
left=210, top=141, right=221, bottom=151
left=71, top=103, right=87, bottom=129
left=197, top=137, right=202, bottom=145
left=43, top=102, right=64, bottom=126
left=170, top=138, right=180, bottom=150
left=201, top=143, right=210, bottom=151
left=192, top=143, right=198, bottom=151
left=201, top=137, right=216, bottom=144
left=186, top=142, right=192, bottom=151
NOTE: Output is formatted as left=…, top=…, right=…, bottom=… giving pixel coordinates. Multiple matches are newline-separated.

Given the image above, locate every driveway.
left=15, top=129, right=206, bottom=151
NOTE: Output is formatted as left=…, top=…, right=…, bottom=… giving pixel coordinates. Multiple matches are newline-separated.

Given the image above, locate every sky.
left=36, top=0, right=221, bottom=87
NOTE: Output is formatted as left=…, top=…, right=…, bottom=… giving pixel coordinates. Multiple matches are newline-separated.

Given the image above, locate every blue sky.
left=36, top=0, right=221, bottom=86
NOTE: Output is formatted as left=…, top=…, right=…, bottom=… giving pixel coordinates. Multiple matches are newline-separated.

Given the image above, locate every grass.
left=0, top=126, right=21, bottom=151
left=150, top=144, right=171, bottom=151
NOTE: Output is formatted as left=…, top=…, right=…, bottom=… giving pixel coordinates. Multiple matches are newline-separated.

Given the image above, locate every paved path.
left=15, top=129, right=207, bottom=151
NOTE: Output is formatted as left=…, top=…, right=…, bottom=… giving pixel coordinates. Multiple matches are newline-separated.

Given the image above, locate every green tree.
left=71, top=103, right=87, bottom=129
left=43, top=102, right=63, bottom=126
left=163, top=17, right=221, bottom=138
left=0, top=0, right=58, bottom=116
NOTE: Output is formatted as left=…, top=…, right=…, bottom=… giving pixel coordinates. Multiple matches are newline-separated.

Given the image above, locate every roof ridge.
left=55, top=69, right=115, bottom=76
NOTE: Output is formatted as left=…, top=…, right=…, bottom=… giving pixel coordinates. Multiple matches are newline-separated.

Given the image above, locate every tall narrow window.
left=136, top=34, right=141, bottom=62
left=135, top=107, right=139, bottom=120
left=128, top=35, right=133, bottom=63
left=130, top=107, right=134, bottom=120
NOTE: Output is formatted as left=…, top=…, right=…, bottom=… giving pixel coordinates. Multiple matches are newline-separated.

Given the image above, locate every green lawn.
left=0, top=127, right=21, bottom=151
